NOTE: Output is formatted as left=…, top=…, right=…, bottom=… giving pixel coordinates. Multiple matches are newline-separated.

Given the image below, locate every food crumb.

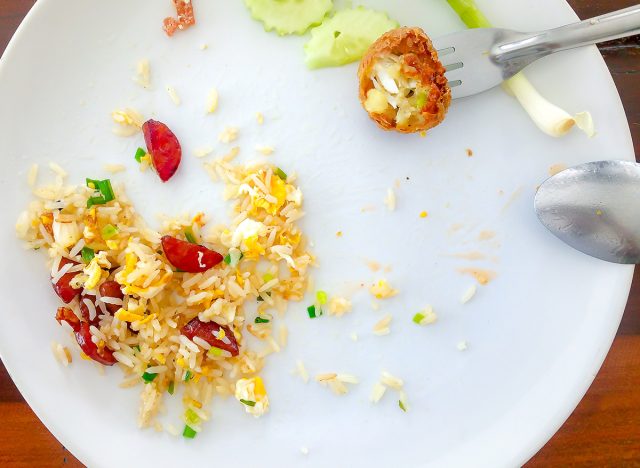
left=256, top=145, right=274, bottom=155
left=328, top=296, right=352, bottom=317
left=419, top=211, right=428, bottom=218
left=460, top=284, right=477, bottom=304
left=380, top=371, right=404, bottom=390
left=103, top=164, right=126, bottom=174
left=200, top=43, right=209, bottom=50
left=256, top=112, right=264, bottom=125
left=384, top=188, right=396, bottom=211
left=413, top=305, right=437, bottom=326
left=112, top=108, right=143, bottom=136
left=133, top=59, right=151, bottom=89
left=420, top=131, right=427, bottom=137
left=373, top=314, right=392, bottom=336
left=219, top=126, right=239, bottom=143
left=295, top=359, right=309, bottom=383
left=194, top=147, right=213, bottom=158
left=336, top=231, right=343, bottom=237
left=596, top=209, right=603, bottom=216
left=457, top=341, right=468, bottom=351
left=350, top=332, right=358, bottom=342
left=165, top=85, right=181, bottom=106
left=366, top=259, right=381, bottom=272
left=466, top=148, right=473, bottom=157
left=370, top=279, right=398, bottom=299
left=27, top=163, right=39, bottom=187
left=370, top=382, right=387, bottom=403
left=51, top=341, right=72, bottom=366
left=300, top=446, right=309, bottom=455
left=206, top=88, right=219, bottom=114
left=459, top=267, right=496, bottom=285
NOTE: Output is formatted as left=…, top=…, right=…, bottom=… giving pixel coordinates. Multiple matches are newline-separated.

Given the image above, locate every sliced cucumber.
left=245, top=0, right=333, bottom=36
left=304, top=7, right=399, bottom=69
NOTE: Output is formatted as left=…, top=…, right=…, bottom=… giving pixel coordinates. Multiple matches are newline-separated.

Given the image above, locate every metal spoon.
left=535, top=160, right=640, bottom=264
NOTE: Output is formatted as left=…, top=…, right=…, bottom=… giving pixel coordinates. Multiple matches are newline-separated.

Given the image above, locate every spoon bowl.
left=535, top=160, right=640, bottom=264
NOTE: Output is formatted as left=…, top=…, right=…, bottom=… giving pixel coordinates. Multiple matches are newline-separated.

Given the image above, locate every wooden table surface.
left=0, top=0, right=638, bottom=466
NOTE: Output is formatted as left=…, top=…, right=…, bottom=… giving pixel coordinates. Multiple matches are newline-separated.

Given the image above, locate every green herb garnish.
left=275, top=167, right=287, bottom=180
left=168, top=380, right=175, bottom=395
left=208, top=347, right=223, bottom=357
left=183, top=425, right=197, bottom=439
left=399, top=400, right=407, bottom=412
left=239, top=399, right=256, bottom=407
left=142, top=371, right=157, bottom=383
left=134, top=147, right=147, bottom=163
left=254, top=316, right=270, bottom=324
left=86, top=178, right=115, bottom=208
left=184, top=226, right=197, bottom=244
left=412, top=313, right=425, bottom=325
left=101, top=224, right=118, bottom=240
left=81, top=247, right=95, bottom=263
left=185, top=408, right=201, bottom=425
left=316, top=290, right=328, bottom=305
left=307, top=305, right=321, bottom=319
left=184, top=370, right=193, bottom=382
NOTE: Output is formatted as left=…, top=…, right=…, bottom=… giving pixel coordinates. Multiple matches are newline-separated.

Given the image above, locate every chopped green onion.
left=257, top=291, right=272, bottom=302
left=415, top=92, right=427, bottom=110
left=412, top=313, right=426, bottom=325
left=185, top=408, right=201, bottom=425
left=239, top=399, right=256, bottom=407
left=142, top=371, right=157, bottom=383
left=184, top=370, right=193, bottom=382
left=275, top=167, right=287, bottom=180
left=208, top=347, right=223, bottom=357
left=224, top=248, right=243, bottom=267
left=132, top=345, right=141, bottom=353
left=316, top=290, right=328, bottom=305
left=86, top=178, right=115, bottom=208
left=168, top=380, right=175, bottom=395
left=183, top=425, right=197, bottom=439
left=184, top=227, right=197, bottom=244
left=255, top=316, right=270, bottom=324
left=134, top=147, right=147, bottom=163
left=81, top=247, right=95, bottom=263
left=307, top=305, right=322, bottom=319
left=101, top=224, right=118, bottom=240
left=399, top=400, right=407, bottom=412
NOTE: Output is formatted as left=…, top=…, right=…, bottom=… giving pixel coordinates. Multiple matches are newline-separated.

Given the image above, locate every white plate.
left=0, top=0, right=634, bottom=466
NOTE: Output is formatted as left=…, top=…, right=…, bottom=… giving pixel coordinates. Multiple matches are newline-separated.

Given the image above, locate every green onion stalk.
left=446, top=0, right=595, bottom=138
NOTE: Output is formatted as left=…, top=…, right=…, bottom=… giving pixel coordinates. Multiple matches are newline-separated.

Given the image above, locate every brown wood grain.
left=0, top=1, right=638, bottom=467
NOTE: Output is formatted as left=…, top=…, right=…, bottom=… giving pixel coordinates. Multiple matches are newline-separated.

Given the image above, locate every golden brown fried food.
left=358, top=27, right=451, bottom=134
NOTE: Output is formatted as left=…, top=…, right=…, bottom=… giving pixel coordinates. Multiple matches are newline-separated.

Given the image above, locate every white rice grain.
left=27, top=164, right=39, bottom=187
left=69, top=238, right=85, bottom=257
left=104, top=164, right=126, bottom=174
left=370, top=382, right=387, bottom=403
left=193, top=336, right=212, bottom=350
left=461, top=284, right=477, bottom=304
left=384, top=188, right=396, bottom=211
left=48, top=162, right=67, bottom=178
left=381, top=371, right=404, bottom=390
left=166, top=85, right=181, bottom=105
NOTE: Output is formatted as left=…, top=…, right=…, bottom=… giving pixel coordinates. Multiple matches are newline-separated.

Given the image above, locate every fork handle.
left=493, top=5, right=640, bottom=76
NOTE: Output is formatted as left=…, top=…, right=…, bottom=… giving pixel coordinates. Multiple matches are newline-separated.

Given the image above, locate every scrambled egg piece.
left=115, top=243, right=172, bottom=299
left=235, top=377, right=269, bottom=417
left=369, top=279, right=398, bottom=299
left=82, top=252, right=111, bottom=290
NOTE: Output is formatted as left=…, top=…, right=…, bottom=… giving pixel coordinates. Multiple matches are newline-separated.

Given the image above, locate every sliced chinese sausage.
left=142, top=119, right=182, bottom=182
left=55, top=307, right=116, bottom=366
left=181, top=318, right=239, bottom=357
left=52, top=257, right=82, bottom=303
left=161, top=236, right=223, bottom=273
left=99, top=280, right=124, bottom=313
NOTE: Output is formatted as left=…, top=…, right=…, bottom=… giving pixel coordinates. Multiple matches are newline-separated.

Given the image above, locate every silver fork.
left=433, top=5, right=640, bottom=99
